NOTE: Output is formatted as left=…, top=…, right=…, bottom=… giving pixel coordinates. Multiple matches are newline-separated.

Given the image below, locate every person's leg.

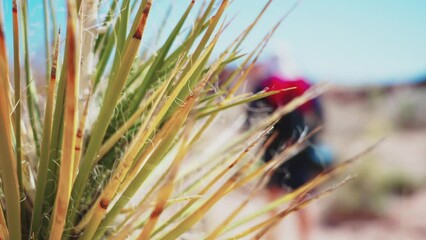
left=265, top=186, right=287, bottom=240
left=266, top=186, right=312, bottom=240
left=280, top=153, right=315, bottom=240
left=298, top=208, right=311, bottom=240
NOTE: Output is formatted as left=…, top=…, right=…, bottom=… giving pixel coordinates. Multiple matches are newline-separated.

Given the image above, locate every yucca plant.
left=0, top=0, right=361, bottom=239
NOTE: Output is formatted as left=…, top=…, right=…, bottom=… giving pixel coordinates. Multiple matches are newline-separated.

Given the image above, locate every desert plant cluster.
left=0, top=0, right=354, bottom=239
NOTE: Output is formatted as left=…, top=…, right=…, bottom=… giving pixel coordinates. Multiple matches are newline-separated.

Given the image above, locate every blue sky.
left=2, top=0, right=426, bottom=85
left=222, top=0, right=426, bottom=84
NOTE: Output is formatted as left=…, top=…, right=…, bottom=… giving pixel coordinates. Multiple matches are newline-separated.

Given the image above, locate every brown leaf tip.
left=76, top=129, right=83, bottom=138
left=133, top=1, right=152, bottom=40
left=144, top=1, right=152, bottom=13
left=134, top=27, right=143, bottom=40
left=151, top=206, right=164, bottom=219
left=12, top=1, right=18, bottom=12
left=50, top=70, right=57, bottom=79
left=100, top=199, right=109, bottom=210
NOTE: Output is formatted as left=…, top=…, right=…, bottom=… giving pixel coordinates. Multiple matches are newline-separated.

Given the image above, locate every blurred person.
left=246, top=61, right=332, bottom=240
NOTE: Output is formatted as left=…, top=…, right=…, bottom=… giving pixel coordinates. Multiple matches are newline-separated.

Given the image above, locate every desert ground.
left=205, top=85, right=426, bottom=240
